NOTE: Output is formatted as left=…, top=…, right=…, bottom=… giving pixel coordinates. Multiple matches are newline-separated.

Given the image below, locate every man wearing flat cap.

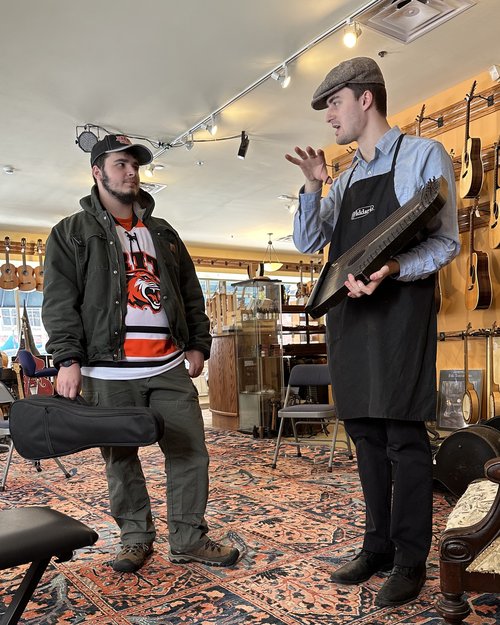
left=287, top=57, right=459, bottom=606
left=43, top=135, right=239, bottom=573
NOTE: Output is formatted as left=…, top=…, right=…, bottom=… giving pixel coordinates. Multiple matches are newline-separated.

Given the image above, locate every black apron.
left=327, top=135, right=437, bottom=421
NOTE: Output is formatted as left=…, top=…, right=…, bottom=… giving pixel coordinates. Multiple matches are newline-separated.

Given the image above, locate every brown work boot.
left=112, top=543, right=154, bottom=573
left=169, top=537, right=239, bottom=567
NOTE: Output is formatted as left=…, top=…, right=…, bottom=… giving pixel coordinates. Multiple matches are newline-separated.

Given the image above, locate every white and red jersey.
left=81, top=212, right=184, bottom=380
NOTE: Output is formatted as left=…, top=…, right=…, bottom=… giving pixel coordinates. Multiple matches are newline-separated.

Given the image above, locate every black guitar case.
left=9, top=394, right=164, bottom=460
left=433, top=424, right=500, bottom=497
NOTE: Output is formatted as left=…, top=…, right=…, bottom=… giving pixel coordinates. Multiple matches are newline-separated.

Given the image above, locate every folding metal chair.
left=271, top=363, right=353, bottom=471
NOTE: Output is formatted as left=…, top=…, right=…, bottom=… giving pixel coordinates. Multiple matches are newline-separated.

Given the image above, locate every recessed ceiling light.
left=195, top=160, right=204, bottom=166
left=3, top=166, right=14, bottom=175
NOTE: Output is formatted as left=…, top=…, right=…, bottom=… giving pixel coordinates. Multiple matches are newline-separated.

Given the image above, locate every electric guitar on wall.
left=488, top=138, right=500, bottom=249
left=487, top=323, right=500, bottom=420
left=462, top=323, right=480, bottom=425
left=459, top=80, right=484, bottom=199
left=0, top=236, right=19, bottom=290
left=34, top=239, right=45, bottom=292
left=18, top=238, right=36, bottom=292
left=465, top=200, right=492, bottom=311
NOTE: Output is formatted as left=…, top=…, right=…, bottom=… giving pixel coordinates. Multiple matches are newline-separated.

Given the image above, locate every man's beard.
left=102, top=170, right=139, bottom=205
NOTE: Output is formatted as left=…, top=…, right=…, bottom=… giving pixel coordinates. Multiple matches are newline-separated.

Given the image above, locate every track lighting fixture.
left=271, top=64, right=291, bottom=89
left=75, top=126, right=99, bottom=153
left=263, top=233, right=283, bottom=272
left=237, top=131, right=249, bottom=159
left=343, top=21, right=362, bottom=48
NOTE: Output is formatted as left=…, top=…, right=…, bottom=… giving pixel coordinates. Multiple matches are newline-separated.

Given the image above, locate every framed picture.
left=437, top=369, right=484, bottom=431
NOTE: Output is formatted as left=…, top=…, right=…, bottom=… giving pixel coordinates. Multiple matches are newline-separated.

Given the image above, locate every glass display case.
left=232, top=279, right=283, bottom=436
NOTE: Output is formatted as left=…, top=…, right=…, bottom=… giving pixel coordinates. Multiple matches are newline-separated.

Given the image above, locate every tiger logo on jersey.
left=127, top=270, right=161, bottom=312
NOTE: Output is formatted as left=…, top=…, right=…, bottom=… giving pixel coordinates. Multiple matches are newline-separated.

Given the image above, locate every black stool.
left=0, top=507, right=98, bottom=625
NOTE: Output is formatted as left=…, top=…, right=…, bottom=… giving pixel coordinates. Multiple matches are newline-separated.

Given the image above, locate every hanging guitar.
left=487, top=323, right=500, bottom=420
left=415, top=103, right=425, bottom=137
left=459, top=80, right=484, bottom=199
left=305, top=176, right=447, bottom=318
left=462, top=323, right=480, bottom=425
left=34, top=239, right=45, bottom=291
left=305, top=260, right=315, bottom=296
left=488, top=138, right=500, bottom=249
left=18, top=238, right=36, bottom=292
left=0, top=236, right=19, bottom=290
left=464, top=199, right=492, bottom=311
left=295, top=260, right=307, bottom=305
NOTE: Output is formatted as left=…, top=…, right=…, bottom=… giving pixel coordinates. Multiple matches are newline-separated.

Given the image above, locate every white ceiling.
left=1, top=0, right=499, bottom=255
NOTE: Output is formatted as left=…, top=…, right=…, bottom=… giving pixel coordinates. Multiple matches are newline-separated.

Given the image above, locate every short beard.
left=102, top=170, right=138, bottom=205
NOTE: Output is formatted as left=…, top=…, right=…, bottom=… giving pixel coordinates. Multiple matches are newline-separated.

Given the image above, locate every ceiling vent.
left=140, top=182, right=167, bottom=195
left=358, top=0, right=475, bottom=44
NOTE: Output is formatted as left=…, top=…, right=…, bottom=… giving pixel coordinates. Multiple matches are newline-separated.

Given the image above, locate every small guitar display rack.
left=439, top=325, right=500, bottom=423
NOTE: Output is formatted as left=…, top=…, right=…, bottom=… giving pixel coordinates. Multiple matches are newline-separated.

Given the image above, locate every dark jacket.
left=42, top=186, right=211, bottom=367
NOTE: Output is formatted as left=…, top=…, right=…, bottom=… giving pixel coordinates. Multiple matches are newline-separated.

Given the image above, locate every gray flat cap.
left=311, top=57, right=385, bottom=110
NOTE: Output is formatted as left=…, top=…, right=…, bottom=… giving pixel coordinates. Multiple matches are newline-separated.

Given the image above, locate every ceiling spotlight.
left=185, top=133, right=194, bottom=150
left=343, top=21, right=362, bottom=48
left=75, top=127, right=99, bottom=153
left=144, top=163, right=164, bottom=178
left=204, top=115, right=217, bottom=136
left=271, top=64, right=291, bottom=89
left=237, top=131, right=249, bottom=159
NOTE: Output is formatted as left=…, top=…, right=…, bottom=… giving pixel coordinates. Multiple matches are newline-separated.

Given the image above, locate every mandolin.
left=459, top=81, right=483, bottom=199
left=18, top=238, right=36, bottom=292
left=462, top=323, right=480, bottom=425
left=488, top=138, right=500, bottom=249
left=465, top=200, right=492, bottom=311
left=0, top=236, right=19, bottom=290
left=487, top=323, right=500, bottom=420
left=305, top=176, right=447, bottom=318
left=34, top=239, right=45, bottom=291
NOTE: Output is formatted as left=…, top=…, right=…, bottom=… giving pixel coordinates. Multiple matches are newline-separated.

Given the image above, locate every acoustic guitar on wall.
left=459, top=80, right=484, bottom=199
left=462, top=323, right=480, bottom=425
left=0, top=236, right=19, bottom=290
left=34, top=239, right=45, bottom=291
left=295, top=260, right=307, bottom=305
left=488, top=138, right=500, bottom=249
left=465, top=200, right=492, bottom=311
left=487, top=323, right=500, bottom=420
left=18, top=238, right=36, bottom=292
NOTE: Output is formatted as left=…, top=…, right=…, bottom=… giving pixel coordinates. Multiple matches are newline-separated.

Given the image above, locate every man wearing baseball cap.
left=43, top=135, right=239, bottom=572
left=287, top=58, right=459, bottom=606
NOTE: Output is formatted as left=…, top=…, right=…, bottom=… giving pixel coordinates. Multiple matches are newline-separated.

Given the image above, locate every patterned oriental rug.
left=0, top=428, right=498, bottom=625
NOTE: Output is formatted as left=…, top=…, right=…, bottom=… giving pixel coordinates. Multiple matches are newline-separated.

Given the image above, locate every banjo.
left=305, top=176, right=448, bottom=319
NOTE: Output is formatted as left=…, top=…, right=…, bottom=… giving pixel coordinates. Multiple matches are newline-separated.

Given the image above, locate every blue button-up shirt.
left=293, top=126, right=460, bottom=281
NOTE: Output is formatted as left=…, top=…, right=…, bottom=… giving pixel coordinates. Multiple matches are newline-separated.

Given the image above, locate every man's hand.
left=285, top=146, right=333, bottom=191
left=55, top=363, right=81, bottom=400
left=185, top=350, right=205, bottom=378
left=344, top=259, right=400, bottom=299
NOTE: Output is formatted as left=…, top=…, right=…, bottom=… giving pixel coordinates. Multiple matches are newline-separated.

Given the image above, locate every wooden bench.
left=436, top=457, right=500, bottom=624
